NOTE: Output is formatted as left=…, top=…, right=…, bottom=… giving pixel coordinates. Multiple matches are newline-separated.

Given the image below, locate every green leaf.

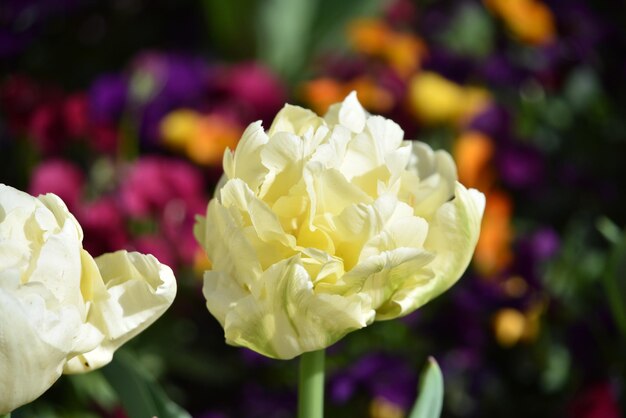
left=67, top=371, right=117, bottom=410
left=201, top=0, right=257, bottom=59
left=256, top=0, right=383, bottom=84
left=408, top=357, right=444, bottom=418
left=256, top=0, right=318, bottom=83
left=600, top=221, right=626, bottom=338
left=438, top=3, right=494, bottom=58
left=540, top=344, right=571, bottom=392
left=102, top=350, right=191, bottom=418
left=564, top=67, right=601, bottom=112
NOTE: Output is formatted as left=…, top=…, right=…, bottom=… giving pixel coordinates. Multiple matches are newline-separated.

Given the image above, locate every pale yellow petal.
left=224, top=121, right=269, bottom=193
left=220, top=179, right=296, bottom=249
left=222, top=256, right=374, bottom=359
left=342, top=248, right=435, bottom=318
left=195, top=198, right=263, bottom=286
left=268, top=104, right=324, bottom=136
left=408, top=183, right=485, bottom=311
left=0, top=276, right=87, bottom=413
left=64, top=251, right=176, bottom=373
left=325, top=91, right=366, bottom=133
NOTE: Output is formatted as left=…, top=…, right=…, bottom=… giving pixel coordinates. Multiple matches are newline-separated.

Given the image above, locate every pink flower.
left=28, top=102, right=67, bottom=153
left=219, top=63, right=287, bottom=124
left=121, top=156, right=205, bottom=218
left=161, top=197, right=205, bottom=265
left=568, top=382, right=622, bottom=418
left=79, top=197, right=128, bottom=257
left=89, top=123, right=120, bottom=154
left=28, top=159, right=84, bottom=211
left=63, top=93, right=89, bottom=138
left=131, top=235, right=176, bottom=269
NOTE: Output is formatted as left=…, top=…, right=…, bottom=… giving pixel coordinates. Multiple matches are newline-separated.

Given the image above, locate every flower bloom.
left=195, top=93, right=485, bottom=359
left=0, top=184, right=177, bottom=414
left=484, top=0, right=556, bottom=46
left=408, top=72, right=491, bottom=125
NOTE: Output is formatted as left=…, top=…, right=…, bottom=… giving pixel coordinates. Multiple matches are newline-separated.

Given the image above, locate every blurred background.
left=1, top=0, right=626, bottom=417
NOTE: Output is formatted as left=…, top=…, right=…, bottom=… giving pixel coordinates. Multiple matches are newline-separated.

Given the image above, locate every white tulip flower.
left=0, top=184, right=176, bottom=414
left=195, top=92, right=485, bottom=359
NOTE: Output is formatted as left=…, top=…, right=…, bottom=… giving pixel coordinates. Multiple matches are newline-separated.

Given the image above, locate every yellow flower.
left=160, top=108, right=201, bottom=151
left=0, top=184, right=176, bottom=414
left=493, top=302, right=544, bottom=347
left=195, top=93, right=485, bottom=359
left=408, top=72, right=491, bottom=125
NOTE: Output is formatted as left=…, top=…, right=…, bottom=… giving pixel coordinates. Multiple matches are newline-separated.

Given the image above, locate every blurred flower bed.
left=1, top=0, right=625, bottom=417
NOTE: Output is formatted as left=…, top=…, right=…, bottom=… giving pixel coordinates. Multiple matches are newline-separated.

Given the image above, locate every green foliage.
left=256, top=0, right=383, bottom=83
left=409, top=358, right=444, bottom=418
left=599, top=218, right=626, bottom=339
left=101, top=350, right=191, bottom=418
left=438, top=3, right=495, bottom=58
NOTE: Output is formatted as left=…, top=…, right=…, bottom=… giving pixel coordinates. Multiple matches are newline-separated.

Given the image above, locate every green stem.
left=1, top=413, right=11, bottom=418
left=298, top=349, right=325, bottom=418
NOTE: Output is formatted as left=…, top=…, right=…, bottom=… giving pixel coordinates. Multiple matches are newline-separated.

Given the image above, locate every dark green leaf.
left=102, top=350, right=191, bottom=418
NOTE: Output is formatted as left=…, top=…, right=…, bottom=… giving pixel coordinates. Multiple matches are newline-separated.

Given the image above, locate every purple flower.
left=89, top=74, right=128, bottom=124
left=129, top=52, right=212, bottom=145
left=422, top=49, right=476, bottom=84
left=480, top=54, right=528, bottom=88
left=329, top=353, right=417, bottom=410
left=466, top=104, right=512, bottom=142
left=239, top=384, right=295, bottom=418
left=496, top=144, right=545, bottom=189
left=512, top=227, right=560, bottom=292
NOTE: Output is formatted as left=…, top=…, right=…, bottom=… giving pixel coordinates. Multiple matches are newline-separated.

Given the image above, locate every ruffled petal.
left=221, top=256, right=374, bottom=359
left=64, top=251, right=176, bottom=373
left=0, top=276, right=85, bottom=413
left=404, top=183, right=485, bottom=312
left=223, top=121, right=269, bottom=193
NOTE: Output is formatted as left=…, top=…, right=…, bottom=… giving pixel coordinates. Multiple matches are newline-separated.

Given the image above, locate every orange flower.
left=160, top=110, right=242, bottom=166
left=300, top=76, right=394, bottom=115
left=474, top=190, right=513, bottom=275
left=299, top=78, right=346, bottom=115
left=454, top=131, right=495, bottom=191
left=348, top=18, right=391, bottom=56
left=193, top=248, right=212, bottom=279
left=485, top=0, right=556, bottom=45
left=187, top=115, right=242, bottom=166
left=348, top=18, right=426, bottom=77
left=383, top=32, right=427, bottom=78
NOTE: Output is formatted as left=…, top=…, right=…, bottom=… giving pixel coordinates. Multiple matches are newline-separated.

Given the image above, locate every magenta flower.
left=28, top=159, right=84, bottom=212
left=218, top=62, right=287, bottom=125
left=120, top=156, right=205, bottom=218
left=79, top=197, right=128, bottom=257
